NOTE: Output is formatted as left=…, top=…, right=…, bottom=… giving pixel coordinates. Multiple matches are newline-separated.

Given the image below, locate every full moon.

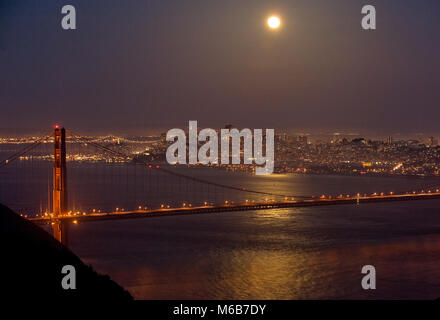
left=267, top=16, right=281, bottom=29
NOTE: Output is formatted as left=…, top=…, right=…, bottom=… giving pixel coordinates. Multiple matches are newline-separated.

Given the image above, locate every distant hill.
left=0, top=204, right=132, bottom=300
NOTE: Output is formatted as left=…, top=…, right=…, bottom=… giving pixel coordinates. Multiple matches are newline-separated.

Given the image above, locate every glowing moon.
left=267, top=16, right=281, bottom=29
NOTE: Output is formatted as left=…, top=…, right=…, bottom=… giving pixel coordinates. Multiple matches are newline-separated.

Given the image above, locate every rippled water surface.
left=60, top=170, right=440, bottom=299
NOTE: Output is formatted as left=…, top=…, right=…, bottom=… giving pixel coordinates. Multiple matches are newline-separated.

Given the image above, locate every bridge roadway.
left=29, top=192, right=440, bottom=225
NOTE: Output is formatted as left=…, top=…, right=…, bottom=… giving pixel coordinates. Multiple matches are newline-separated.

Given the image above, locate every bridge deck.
left=29, top=192, right=440, bottom=224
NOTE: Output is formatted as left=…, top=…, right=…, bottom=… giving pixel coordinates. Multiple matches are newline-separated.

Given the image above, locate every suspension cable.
left=0, top=133, right=51, bottom=169
left=67, top=130, right=311, bottom=199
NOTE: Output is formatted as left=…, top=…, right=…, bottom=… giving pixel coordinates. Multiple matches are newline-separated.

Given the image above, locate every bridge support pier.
left=52, top=127, right=68, bottom=247
left=52, top=220, right=69, bottom=247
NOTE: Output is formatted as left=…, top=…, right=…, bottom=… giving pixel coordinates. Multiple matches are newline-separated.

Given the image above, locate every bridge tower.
left=52, top=126, right=68, bottom=246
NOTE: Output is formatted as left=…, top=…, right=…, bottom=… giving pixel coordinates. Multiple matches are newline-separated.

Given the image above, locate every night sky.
left=1, top=0, right=439, bottom=135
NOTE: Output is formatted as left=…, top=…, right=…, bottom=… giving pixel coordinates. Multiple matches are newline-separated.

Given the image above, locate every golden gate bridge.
left=1, top=126, right=440, bottom=247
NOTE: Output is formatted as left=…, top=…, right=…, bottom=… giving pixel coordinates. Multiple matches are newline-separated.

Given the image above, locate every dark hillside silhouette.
left=0, top=204, right=132, bottom=300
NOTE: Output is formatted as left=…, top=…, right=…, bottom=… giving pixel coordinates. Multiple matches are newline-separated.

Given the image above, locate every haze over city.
left=1, top=0, right=440, bottom=136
